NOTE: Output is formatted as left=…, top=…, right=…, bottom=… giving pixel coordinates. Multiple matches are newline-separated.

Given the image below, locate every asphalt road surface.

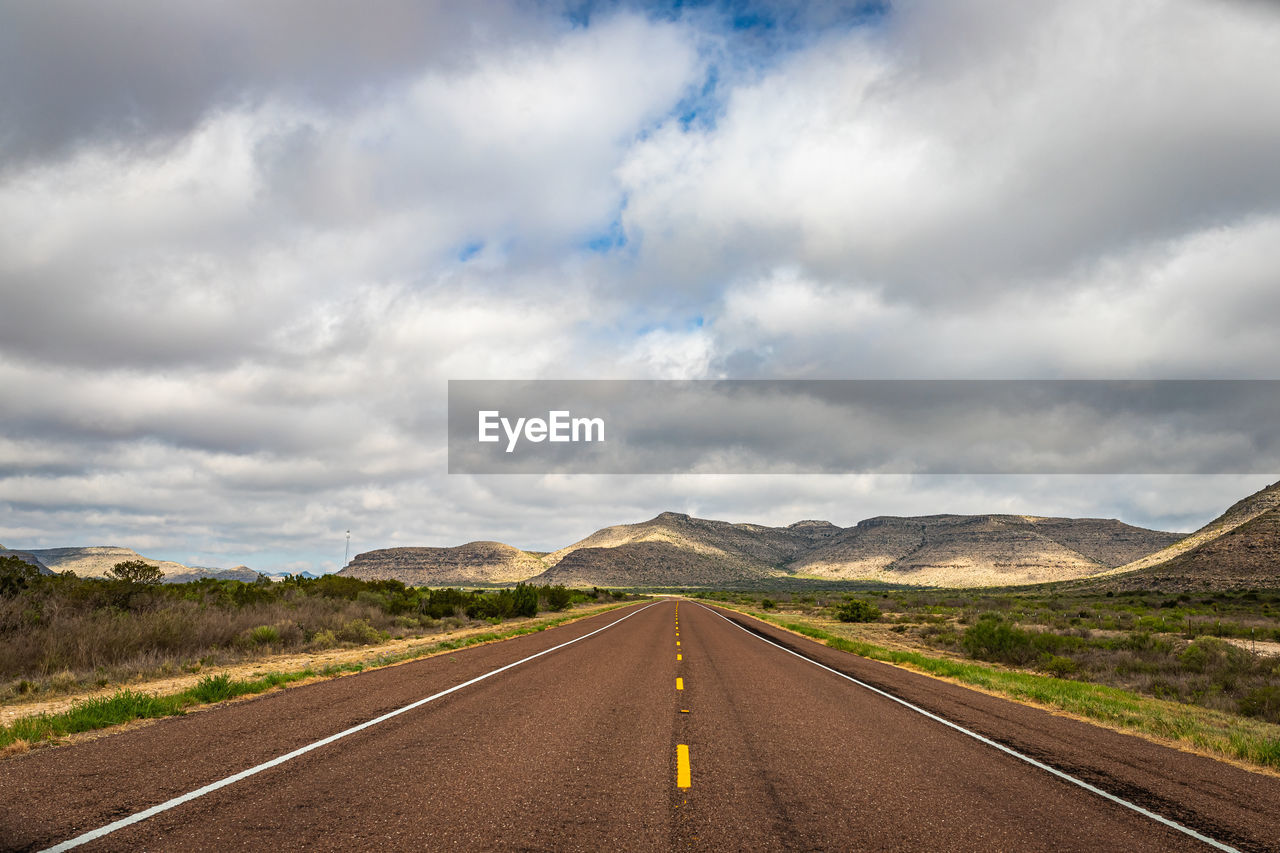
left=3, top=599, right=1279, bottom=852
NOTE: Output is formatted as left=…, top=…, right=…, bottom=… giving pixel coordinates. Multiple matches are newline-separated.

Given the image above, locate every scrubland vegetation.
left=694, top=586, right=1280, bottom=769
left=699, top=587, right=1280, bottom=724
left=0, top=556, right=625, bottom=702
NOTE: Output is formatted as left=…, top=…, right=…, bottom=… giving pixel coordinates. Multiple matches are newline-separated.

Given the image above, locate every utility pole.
left=344, top=530, right=351, bottom=567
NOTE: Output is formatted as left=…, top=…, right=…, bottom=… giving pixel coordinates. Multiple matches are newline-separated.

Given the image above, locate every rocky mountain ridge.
left=341, top=504, right=1206, bottom=589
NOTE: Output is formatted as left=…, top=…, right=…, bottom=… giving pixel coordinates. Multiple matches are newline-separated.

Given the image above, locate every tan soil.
left=1223, top=637, right=1280, bottom=657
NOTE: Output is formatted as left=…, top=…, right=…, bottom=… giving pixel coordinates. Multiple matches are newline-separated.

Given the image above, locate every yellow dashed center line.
left=677, top=653, right=682, bottom=660
left=676, top=745, right=691, bottom=788
left=676, top=677, right=684, bottom=690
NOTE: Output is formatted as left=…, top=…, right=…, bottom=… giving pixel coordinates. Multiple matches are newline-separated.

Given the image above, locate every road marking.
left=697, top=604, right=1241, bottom=853
left=676, top=641, right=680, bottom=646
left=676, top=677, right=684, bottom=690
left=38, top=602, right=663, bottom=853
left=677, top=653, right=682, bottom=660
left=677, top=744, right=692, bottom=788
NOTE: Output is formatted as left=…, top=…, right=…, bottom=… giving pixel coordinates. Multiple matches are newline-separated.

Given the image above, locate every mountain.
left=0, top=546, right=258, bottom=582
left=162, top=565, right=262, bottom=584
left=336, top=510, right=1186, bottom=589
left=531, top=541, right=779, bottom=587
left=543, top=512, right=840, bottom=572
left=10, top=546, right=193, bottom=578
left=1096, top=480, right=1280, bottom=591
left=1107, top=479, right=1280, bottom=575
left=339, top=542, right=546, bottom=585
left=791, top=515, right=1183, bottom=587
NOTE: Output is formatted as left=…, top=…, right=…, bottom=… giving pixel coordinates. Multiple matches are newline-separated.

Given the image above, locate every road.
left=3, top=599, right=1279, bottom=851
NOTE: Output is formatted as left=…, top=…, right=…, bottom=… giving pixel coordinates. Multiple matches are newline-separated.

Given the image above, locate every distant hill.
left=1107, top=479, right=1280, bottom=576
left=792, top=515, right=1183, bottom=587
left=0, top=546, right=257, bottom=583
left=9, top=546, right=192, bottom=578
left=1094, top=480, right=1280, bottom=591
left=542, top=511, right=840, bottom=575
left=339, top=542, right=546, bottom=585
left=531, top=541, right=780, bottom=587
left=163, top=565, right=262, bottom=584
left=334, top=509, right=1189, bottom=589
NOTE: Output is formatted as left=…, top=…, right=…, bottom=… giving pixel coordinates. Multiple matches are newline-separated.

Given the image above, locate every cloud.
left=2, top=1, right=1278, bottom=568
left=620, top=0, right=1280, bottom=300
left=0, top=0, right=563, bottom=165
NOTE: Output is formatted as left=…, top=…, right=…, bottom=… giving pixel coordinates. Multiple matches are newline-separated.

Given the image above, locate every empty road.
left=3, top=599, right=1278, bottom=851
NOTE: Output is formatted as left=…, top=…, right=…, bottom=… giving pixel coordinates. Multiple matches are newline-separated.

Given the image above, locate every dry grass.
left=0, top=599, right=635, bottom=755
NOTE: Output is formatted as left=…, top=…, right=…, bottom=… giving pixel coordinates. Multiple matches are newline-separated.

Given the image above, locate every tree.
left=0, top=555, right=41, bottom=596
left=106, top=559, right=165, bottom=585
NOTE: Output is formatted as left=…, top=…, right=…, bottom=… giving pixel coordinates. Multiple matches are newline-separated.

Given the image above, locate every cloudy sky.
left=2, top=0, right=1278, bottom=572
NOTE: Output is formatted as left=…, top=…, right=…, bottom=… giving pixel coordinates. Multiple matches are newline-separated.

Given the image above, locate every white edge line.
left=39, top=600, right=662, bottom=853
left=695, top=602, right=1240, bottom=853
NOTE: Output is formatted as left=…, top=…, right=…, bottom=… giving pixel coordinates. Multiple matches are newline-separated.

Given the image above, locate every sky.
left=2, top=0, right=1279, bottom=573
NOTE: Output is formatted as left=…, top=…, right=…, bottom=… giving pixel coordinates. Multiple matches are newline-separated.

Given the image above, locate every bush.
left=335, top=619, right=386, bottom=645
left=1239, top=685, right=1280, bottom=724
left=310, top=629, right=337, bottom=649
left=961, top=616, right=1038, bottom=665
left=834, top=599, right=881, bottom=623
left=1040, top=654, right=1078, bottom=678
left=1178, top=637, right=1252, bottom=676
left=760, top=599, right=777, bottom=610
left=543, top=585, right=573, bottom=612
left=514, top=584, right=541, bottom=617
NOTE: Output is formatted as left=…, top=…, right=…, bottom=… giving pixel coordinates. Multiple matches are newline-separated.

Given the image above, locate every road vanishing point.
left=3, top=599, right=1279, bottom=851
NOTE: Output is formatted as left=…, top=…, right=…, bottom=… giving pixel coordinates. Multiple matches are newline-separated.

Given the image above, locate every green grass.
left=1, top=670, right=317, bottom=750
left=1, top=601, right=635, bottom=752
left=718, top=603, right=1280, bottom=772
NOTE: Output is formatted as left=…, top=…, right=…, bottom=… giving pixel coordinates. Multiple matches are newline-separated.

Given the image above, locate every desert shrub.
left=543, top=585, right=573, bottom=612
left=514, top=584, right=540, bottom=617
left=420, top=588, right=470, bottom=619
left=355, top=590, right=388, bottom=611
left=760, top=599, right=777, bottom=610
left=834, top=599, right=880, bottom=623
left=1040, top=655, right=1078, bottom=678
left=1239, top=685, right=1280, bottom=724
left=1178, top=637, right=1251, bottom=675
left=962, top=616, right=1038, bottom=665
left=310, top=629, right=337, bottom=649
left=335, top=618, right=386, bottom=645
